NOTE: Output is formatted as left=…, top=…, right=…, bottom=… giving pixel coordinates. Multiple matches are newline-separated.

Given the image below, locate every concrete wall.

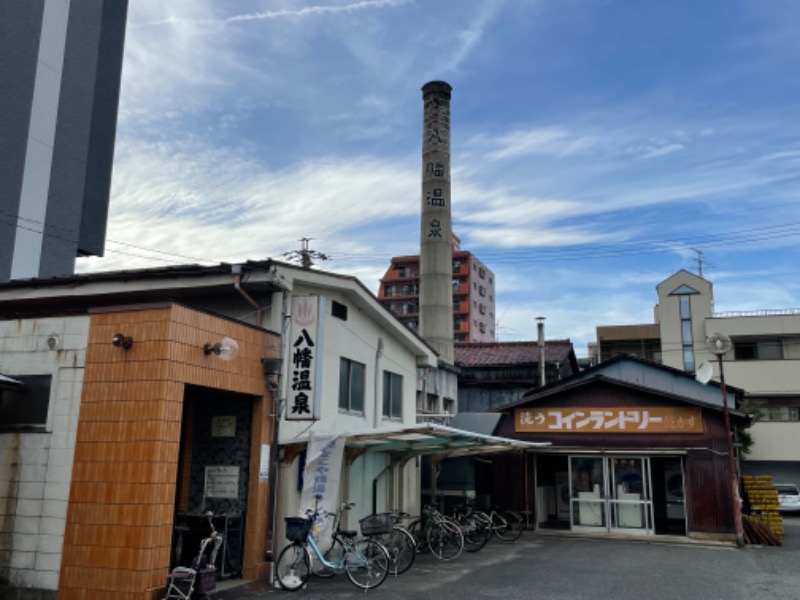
left=0, top=315, right=90, bottom=594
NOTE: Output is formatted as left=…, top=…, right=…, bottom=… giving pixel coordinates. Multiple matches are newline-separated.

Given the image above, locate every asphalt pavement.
left=211, top=517, right=800, bottom=600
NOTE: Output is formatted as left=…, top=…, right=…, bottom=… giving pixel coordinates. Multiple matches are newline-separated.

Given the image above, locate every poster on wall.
left=286, top=294, right=325, bottom=421
left=204, top=466, right=240, bottom=498
left=299, top=432, right=346, bottom=552
left=211, top=416, right=236, bottom=437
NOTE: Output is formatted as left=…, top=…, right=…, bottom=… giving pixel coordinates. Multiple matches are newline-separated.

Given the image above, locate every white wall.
left=746, top=423, right=800, bottom=461
left=0, top=316, right=89, bottom=591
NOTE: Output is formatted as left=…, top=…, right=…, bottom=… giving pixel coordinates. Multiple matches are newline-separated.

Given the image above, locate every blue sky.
left=79, top=0, right=800, bottom=358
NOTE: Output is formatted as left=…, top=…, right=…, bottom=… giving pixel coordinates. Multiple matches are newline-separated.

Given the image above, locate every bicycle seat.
left=339, top=529, right=358, bottom=538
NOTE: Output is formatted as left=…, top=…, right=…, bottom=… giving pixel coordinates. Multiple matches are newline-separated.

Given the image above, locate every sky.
left=78, top=0, right=800, bottom=358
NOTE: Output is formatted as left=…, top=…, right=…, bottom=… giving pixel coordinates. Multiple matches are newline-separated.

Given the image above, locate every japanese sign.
left=515, top=407, right=703, bottom=434
left=211, top=415, right=236, bottom=437
left=287, top=295, right=325, bottom=420
left=204, top=466, right=240, bottom=498
left=300, top=433, right=346, bottom=553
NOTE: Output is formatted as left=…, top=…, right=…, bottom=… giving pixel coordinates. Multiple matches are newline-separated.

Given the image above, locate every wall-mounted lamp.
left=112, top=333, right=133, bottom=349
left=203, top=337, right=239, bottom=361
left=261, top=357, right=283, bottom=387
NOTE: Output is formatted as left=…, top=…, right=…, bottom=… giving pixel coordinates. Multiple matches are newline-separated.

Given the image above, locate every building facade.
left=0, top=259, right=449, bottom=598
left=0, top=0, right=128, bottom=281
left=378, top=247, right=497, bottom=343
left=595, top=270, right=800, bottom=482
left=492, top=356, right=747, bottom=542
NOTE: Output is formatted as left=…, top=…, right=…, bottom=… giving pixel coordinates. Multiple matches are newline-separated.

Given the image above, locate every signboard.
left=204, top=466, right=239, bottom=498
left=259, top=444, right=270, bottom=480
left=286, top=295, right=325, bottom=420
left=211, top=416, right=236, bottom=437
left=515, top=407, right=703, bottom=434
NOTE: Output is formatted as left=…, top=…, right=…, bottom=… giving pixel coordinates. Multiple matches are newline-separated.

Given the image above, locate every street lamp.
left=706, top=332, right=745, bottom=547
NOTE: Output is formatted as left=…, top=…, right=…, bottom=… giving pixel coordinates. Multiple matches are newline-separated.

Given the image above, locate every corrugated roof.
left=454, top=340, right=574, bottom=367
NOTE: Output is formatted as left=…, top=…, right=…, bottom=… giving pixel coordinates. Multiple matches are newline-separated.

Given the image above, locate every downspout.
left=373, top=338, right=384, bottom=428
left=232, top=264, right=262, bottom=327
left=267, top=283, right=291, bottom=577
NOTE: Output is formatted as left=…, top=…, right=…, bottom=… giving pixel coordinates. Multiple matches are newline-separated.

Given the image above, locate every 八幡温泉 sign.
left=516, top=407, right=703, bottom=434
left=287, top=295, right=325, bottom=420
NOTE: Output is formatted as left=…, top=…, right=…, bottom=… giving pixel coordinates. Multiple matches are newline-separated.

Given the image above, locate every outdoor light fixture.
left=112, top=333, right=133, bottom=349
left=706, top=332, right=744, bottom=548
left=261, top=357, right=283, bottom=387
left=203, top=337, right=239, bottom=361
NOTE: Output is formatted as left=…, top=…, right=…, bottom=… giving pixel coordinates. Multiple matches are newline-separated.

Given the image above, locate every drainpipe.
left=373, top=337, right=384, bottom=428
left=537, top=317, right=546, bottom=387
left=232, top=264, right=262, bottom=327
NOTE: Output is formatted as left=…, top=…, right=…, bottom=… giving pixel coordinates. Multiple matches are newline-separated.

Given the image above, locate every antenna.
left=690, top=248, right=715, bottom=277
left=695, top=361, right=713, bottom=384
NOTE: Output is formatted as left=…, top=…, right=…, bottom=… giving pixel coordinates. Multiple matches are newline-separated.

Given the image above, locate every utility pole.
left=690, top=248, right=714, bottom=277
left=282, top=238, right=330, bottom=270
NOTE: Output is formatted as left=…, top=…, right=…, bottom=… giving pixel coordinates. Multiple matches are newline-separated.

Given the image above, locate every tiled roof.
left=454, top=340, right=574, bottom=367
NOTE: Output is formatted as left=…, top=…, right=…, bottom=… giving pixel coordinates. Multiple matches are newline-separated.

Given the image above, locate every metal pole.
left=717, top=355, right=745, bottom=547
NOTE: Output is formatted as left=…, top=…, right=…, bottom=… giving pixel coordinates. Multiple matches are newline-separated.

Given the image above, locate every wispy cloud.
left=638, top=143, right=684, bottom=159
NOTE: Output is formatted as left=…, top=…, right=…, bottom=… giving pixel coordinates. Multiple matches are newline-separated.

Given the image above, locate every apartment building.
left=595, top=269, right=800, bottom=481
left=378, top=245, right=496, bottom=343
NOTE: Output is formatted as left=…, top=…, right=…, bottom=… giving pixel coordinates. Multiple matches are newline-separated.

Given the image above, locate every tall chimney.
left=419, top=81, right=454, bottom=364
left=537, top=317, right=546, bottom=387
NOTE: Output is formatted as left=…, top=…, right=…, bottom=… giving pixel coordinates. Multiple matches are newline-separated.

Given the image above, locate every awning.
left=280, top=422, right=549, bottom=464
left=0, top=374, right=23, bottom=391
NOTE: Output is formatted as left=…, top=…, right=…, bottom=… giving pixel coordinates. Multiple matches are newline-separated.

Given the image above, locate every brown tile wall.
left=59, top=305, right=278, bottom=600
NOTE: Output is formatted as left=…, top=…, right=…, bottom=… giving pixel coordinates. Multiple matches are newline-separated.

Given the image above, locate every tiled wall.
left=58, top=305, right=278, bottom=600
left=0, top=316, right=90, bottom=593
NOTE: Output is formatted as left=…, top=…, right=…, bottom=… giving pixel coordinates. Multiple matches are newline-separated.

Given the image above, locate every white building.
left=595, top=269, right=800, bottom=482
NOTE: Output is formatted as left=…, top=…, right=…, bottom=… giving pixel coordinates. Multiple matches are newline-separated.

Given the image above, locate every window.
left=763, top=406, right=799, bottom=422
left=452, top=260, right=461, bottom=272
left=479, top=286, right=486, bottom=297
left=384, top=285, right=395, bottom=297
left=332, top=300, right=348, bottom=320
left=479, top=267, right=486, bottom=278
left=734, top=339, right=783, bottom=360
left=452, top=280, right=460, bottom=291
left=383, top=371, right=403, bottom=419
left=479, top=322, right=486, bottom=333
left=0, top=375, right=52, bottom=430
left=479, top=304, right=486, bottom=314
left=338, top=358, right=365, bottom=413
left=678, top=295, right=694, bottom=371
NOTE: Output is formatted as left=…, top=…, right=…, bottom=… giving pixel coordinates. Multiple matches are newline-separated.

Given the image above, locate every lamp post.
left=708, top=334, right=745, bottom=547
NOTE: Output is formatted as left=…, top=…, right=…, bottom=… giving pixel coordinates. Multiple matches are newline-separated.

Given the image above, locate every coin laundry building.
left=491, top=356, right=748, bottom=541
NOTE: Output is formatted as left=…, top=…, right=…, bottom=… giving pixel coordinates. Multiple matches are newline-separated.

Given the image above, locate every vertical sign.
left=287, top=295, right=325, bottom=420
left=300, top=432, right=346, bottom=553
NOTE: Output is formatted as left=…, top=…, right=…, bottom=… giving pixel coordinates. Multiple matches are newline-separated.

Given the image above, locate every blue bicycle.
left=275, top=498, right=390, bottom=591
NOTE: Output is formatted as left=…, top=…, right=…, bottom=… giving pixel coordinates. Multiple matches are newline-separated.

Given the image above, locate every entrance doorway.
left=535, top=454, right=686, bottom=536
left=172, top=386, right=254, bottom=579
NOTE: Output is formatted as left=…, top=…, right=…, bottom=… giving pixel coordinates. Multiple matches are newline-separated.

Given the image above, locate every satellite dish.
left=706, top=332, right=732, bottom=356
left=695, top=361, right=713, bottom=384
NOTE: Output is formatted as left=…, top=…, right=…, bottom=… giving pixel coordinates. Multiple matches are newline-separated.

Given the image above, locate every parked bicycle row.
left=274, top=496, right=524, bottom=591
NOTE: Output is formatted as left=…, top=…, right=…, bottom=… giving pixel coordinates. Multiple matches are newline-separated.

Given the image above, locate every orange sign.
left=515, top=407, right=703, bottom=434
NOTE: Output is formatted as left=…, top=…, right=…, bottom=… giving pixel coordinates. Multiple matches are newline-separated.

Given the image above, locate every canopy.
left=0, top=373, right=23, bottom=390
left=280, top=422, right=549, bottom=463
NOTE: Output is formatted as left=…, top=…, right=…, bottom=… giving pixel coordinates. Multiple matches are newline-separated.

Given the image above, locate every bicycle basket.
left=284, top=517, right=312, bottom=542
left=359, top=512, right=394, bottom=536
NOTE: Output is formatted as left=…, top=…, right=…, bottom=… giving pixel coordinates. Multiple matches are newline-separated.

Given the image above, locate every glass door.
left=569, top=456, right=607, bottom=531
left=609, top=457, right=653, bottom=534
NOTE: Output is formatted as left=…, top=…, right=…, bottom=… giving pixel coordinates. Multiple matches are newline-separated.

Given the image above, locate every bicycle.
left=361, top=509, right=417, bottom=575
left=451, top=505, right=492, bottom=552
left=311, top=503, right=416, bottom=577
left=468, top=505, right=523, bottom=542
left=274, top=497, right=391, bottom=591
left=407, top=505, right=464, bottom=560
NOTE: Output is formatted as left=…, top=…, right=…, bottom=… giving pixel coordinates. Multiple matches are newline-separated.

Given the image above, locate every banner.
left=516, top=406, right=703, bottom=434
left=299, top=432, right=346, bottom=552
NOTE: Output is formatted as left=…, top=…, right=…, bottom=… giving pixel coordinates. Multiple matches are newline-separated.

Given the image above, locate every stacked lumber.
left=742, top=475, right=784, bottom=543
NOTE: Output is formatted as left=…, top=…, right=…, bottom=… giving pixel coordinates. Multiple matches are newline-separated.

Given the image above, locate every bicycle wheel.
left=385, top=526, right=416, bottom=574
left=275, top=543, right=310, bottom=591
left=462, top=513, right=491, bottom=552
left=494, top=511, right=523, bottom=541
left=310, top=535, right=344, bottom=578
left=344, top=539, right=390, bottom=590
left=426, top=520, right=463, bottom=561
left=407, top=519, right=429, bottom=554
